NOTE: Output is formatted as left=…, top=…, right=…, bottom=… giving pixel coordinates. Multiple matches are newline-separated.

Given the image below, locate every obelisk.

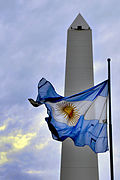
left=60, top=14, right=99, bottom=180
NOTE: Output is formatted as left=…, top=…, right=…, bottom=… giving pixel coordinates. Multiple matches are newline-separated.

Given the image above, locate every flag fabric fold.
left=29, top=78, right=108, bottom=153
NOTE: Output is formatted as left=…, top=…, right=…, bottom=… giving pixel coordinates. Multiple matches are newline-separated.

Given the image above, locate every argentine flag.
left=29, top=78, right=108, bottom=153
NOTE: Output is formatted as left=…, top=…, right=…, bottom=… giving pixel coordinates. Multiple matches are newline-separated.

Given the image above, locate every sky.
left=0, top=0, right=120, bottom=180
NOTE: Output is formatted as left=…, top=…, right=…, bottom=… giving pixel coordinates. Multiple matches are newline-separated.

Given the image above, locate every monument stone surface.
left=60, top=14, right=99, bottom=180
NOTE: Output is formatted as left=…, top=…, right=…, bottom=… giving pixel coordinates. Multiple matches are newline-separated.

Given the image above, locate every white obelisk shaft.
left=60, top=14, right=99, bottom=180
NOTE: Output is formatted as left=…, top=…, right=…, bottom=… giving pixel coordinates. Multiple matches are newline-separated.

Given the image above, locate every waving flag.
left=29, top=78, right=108, bottom=153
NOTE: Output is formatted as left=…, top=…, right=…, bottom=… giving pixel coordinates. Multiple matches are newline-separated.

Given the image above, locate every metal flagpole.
left=107, top=58, right=114, bottom=180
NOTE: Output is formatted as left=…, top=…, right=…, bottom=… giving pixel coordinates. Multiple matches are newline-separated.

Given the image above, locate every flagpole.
left=107, top=58, right=114, bottom=180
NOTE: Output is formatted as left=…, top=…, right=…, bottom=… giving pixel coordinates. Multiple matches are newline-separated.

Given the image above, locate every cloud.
left=35, top=139, right=51, bottom=150
left=0, top=132, right=36, bottom=164
left=0, top=125, right=6, bottom=131
left=11, top=132, right=36, bottom=150
left=0, top=152, right=8, bottom=165
left=94, top=61, right=106, bottom=74
left=0, top=0, right=120, bottom=180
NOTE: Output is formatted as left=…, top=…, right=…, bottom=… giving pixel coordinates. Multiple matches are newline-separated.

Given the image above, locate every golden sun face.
left=56, top=102, right=80, bottom=126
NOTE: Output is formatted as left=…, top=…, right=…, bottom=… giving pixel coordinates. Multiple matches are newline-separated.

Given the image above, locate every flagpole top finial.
left=107, top=58, right=111, bottom=62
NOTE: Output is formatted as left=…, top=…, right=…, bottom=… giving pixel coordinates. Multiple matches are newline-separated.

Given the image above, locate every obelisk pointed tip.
left=68, top=13, right=90, bottom=30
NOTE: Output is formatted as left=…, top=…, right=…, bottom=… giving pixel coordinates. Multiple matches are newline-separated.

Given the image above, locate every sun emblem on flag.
left=56, top=101, right=80, bottom=126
